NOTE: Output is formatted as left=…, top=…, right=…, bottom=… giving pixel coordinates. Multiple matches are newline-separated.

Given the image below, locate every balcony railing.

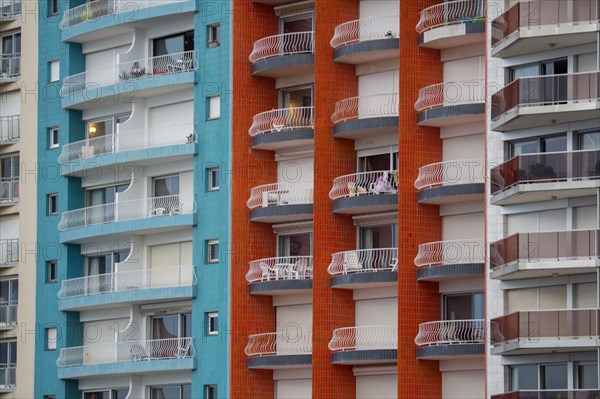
left=490, top=229, right=600, bottom=269
left=414, top=158, right=485, bottom=190
left=249, top=32, right=314, bottom=63
left=0, top=239, right=18, bottom=266
left=0, top=0, right=21, bottom=21
left=59, top=0, right=190, bottom=29
left=414, top=239, right=485, bottom=267
left=0, top=304, right=17, bottom=325
left=328, top=325, right=398, bottom=352
left=491, top=72, right=600, bottom=120
left=58, top=265, right=196, bottom=299
left=58, top=194, right=196, bottom=231
left=249, top=107, right=313, bottom=136
left=246, top=182, right=313, bottom=209
left=491, top=309, right=599, bottom=345
left=329, top=170, right=398, bottom=200
left=492, top=390, right=600, bottom=399
left=57, top=337, right=194, bottom=367
left=0, top=116, right=19, bottom=143
left=0, top=367, right=15, bottom=389
left=244, top=332, right=312, bottom=357
left=491, top=149, right=600, bottom=195
left=0, top=55, right=20, bottom=79
left=416, top=0, right=485, bottom=33
left=0, top=178, right=18, bottom=203
left=246, top=256, right=313, bottom=283
left=330, top=15, right=399, bottom=48
left=415, top=79, right=485, bottom=112
left=492, top=0, right=600, bottom=47
left=60, top=50, right=197, bottom=97
left=415, top=319, right=485, bottom=346
left=58, top=123, right=196, bottom=164
left=331, top=93, right=398, bottom=124
left=328, top=248, right=397, bottom=275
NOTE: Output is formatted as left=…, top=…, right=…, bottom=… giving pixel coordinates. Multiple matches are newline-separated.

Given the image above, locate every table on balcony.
left=262, top=189, right=289, bottom=207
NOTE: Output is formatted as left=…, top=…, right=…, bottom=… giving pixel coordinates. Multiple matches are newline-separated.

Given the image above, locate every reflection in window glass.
left=579, top=131, right=600, bottom=150
left=542, top=136, right=567, bottom=153
left=359, top=224, right=397, bottom=249
left=579, top=363, right=598, bottom=389
left=542, top=364, right=568, bottom=389
left=278, top=233, right=312, bottom=257
left=510, top=364, right=538, bottom=391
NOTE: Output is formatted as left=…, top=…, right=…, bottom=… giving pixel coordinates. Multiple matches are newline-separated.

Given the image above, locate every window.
left=278, top=233, right=312, bottom=257
left=46, top=261, right=57, bottom=283
left=153, top=31, right=194, bottom=57
left=510, top=364, right=538, bottom=391
left=85, top=114, right=129, bottom=156
left=359, top=224, right=397, bottom=250
left=46, top=327, right=57, bottom=351
left=578, top=129, right=600, bottom=150
left=47, top=194, right=58, bottom=215
left=280, top=85, right=313, bottom=108
left=48, top=0, right=59, bottom=16
left=443, top=292, right=484, bottom=320
left=48, top=127, right=59, bottom=149
left=508, top=134, right=567, bottom=158
left=150, top=385, right=191, bottom=399
left=0, top=278, right=18, bottom=322
left=43, top=396, right=55, bottom=399
left=207, top=167, right=219, bottom=191
left=205, top=385, right=217, bottom=399
left=0, top=153, right=19, bottom=179
left=208, top=96, right=220, bottom=119
left=152, top=175, right=181, bottom=215
left=0, top=340, right=16, bottom=386
left=84, top=251, right=129, bottom=293
left=49, top=60, right=60, bottom=83
left=151, top=313, right=191, bottom=340
left=206, top=240, right=219, bottom=263
left=578, top=362, right=598, bottom=389
left=541, top=363, right=568, bottom=389
left=1, top=32, right=20, bottom=76
left=207, top=312, right=218, bottom=335
left=83, top=389, right=128, bottom=399
left=279, top=12, right=314, bottom=34
left=208, top=24, right=220, bottom=47
left=357, top=151, right=399, bottom=172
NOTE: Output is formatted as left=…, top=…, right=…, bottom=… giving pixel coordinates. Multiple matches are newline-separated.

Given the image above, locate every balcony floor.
left=490, top=259, right=600, bottom=281
left=58, top=357, right=195, bottom=379
left=492, top=103, right=600, bottom=132
left=492, top=338, right=600, bottom=356
left=491, top=179, right=600, bottom=206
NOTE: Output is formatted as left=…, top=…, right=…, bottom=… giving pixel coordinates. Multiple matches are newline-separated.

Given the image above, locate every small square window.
left=206, top=239, right=219, bottom=263
left=43, top=396, right=56, bottom=399
left=207, top=312, right=218, bottom=335
left=46, top=327, right=57, bottom=350
left=208, top=96, right=220, bottom=120
left=208, top=24, right=220, bottom=48
left=47, top=194, right=58, bottom=215
left=205, top=384, right=217, bottom=399
left=207, top=167, right=219, bottom=191
left=49, top=127, right=59, bottom=149
left=49, top=61, right=60, bottom=83
left=48, top=0, right=59, bottom=16
left=46, top=261, right=58, bottom=283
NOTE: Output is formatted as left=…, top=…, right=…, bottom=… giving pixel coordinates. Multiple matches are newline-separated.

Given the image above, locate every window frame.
left=48, top=0, right=59, bottom=16
left=47, top=193, right=59, bottom=216
left=206, top=312, right=219, bottom=336
left=207, top=95, right=221, bottom=120
left=46, top=260, right=58, bottom=283
left=48, top=127, right=59, bottom=149
left=206, top=239, right=219, bottom=264
left=208, top=23, right=220, bottom=48
left=49, top=60, right=60, bottom=83
left=205, top=384, right=218, bottom=399
left=207, top=167, right=219, bottom=191
left=46, top=327, right=57, bottom=351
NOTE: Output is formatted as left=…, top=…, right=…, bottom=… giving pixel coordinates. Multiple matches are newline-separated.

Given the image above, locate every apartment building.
left=487, top=0, right=600, bottom=398
left=35, top=0, right=230, bottom=398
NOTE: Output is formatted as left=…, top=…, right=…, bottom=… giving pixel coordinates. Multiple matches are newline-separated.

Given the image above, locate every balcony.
left=0, top=55, right=19, bottom=83
left=490, top=229, right=600, bottom=280
left=414, top=239, right=484, bottom=281
left=492, top=391, right=600, bottom=399
left=491, top=0, right=600, bottom=58
left=244, top=331, right=312, bottom=369
left=330, top=16, right=399, bottom=64
left=0, top=178, right=18, bottom=206
left=247, top=182, right=313, bottom=223
left=329, top=170, right=398, bottom=214
left=0, top=116, right=19, bottom=145
left=60, top=50, right=197, bottom=109
left=328, top=325, right=397, bottom=365
left=491, top=309, right=600, bottom=355
left=415, top=319, right=485, bottom=360
left=57, top=337, right=195, bottom=379
left=58, top=265, right=196, bottom=311
left=249, top=107, right=314, bottom=150
left=0, top=304, right=17, bottom=330
left=249, top=32, right=314, bottom=78
left=415, top=159, right=485, bottom=204
left=0, top=0, right=20, bottom=22
left=0, top=367, right=15, bottom=393
left=246, top=256, right=312, bottom=295
left=331, top=94, right=398, bottom=139
left=0, top=239, right=18, bottom=268
left=58, top=194, right=196, bottom=243
left=328, top=248, right=397, bottom=289
left=416, top=0, right=485, bottom=49
left=58, top=124, right=196, bottom=176
left=492, top=72, right=600, bottom=132
left=415, top=79, right=485, bottom=127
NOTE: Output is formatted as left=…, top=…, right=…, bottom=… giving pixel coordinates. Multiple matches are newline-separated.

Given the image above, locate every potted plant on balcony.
left=81, top=9, right=94, bottom=21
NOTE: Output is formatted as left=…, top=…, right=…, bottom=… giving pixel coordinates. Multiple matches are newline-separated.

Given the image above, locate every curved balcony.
left=245, top=331, right=312, bottom=369
left=0, top=304, right=17, bottom=331
left=247, top=182, right=313, bottom=223
left=492, top=0, right=600, bottom=58
left=416, top=0, right=485, bottom=49
left=415, top=79, right=485, bottom=127
left=58, top=194, right=196, bottom=244
left=0, top=55, right=19, bottom=83
left=491, top=150, right=600, bottom=205
left=249, top=107, right=314, bottom=150
left=491, top=309, right=600, bottom=355
left=0, top=239, right=18, bottom=268
left=490, top=229, right=600, bottom=280
left=415, top=320, right=485, bottom=360
left=249, top=32, right=314, bottom=78
left=328, top=248, right=397, bottom=289
left=58, top=124, right=196, bottom=176
left=329, top=170, right=398, bottom=214
left=415, top=239, right=484, bottom=281
left=0, top=0, right=21, bottom=22
left=415, top=159, right=485, bottom=204
left=331, top=94, right=398, bottom=139
left=60, top=50, right=197, bottom=109
left=328, top=325, right=397, bottom=365
left=491, top=72, right=600, bottom=132
left=492, top=390, right=600, bottom=399
left=58, top=265, right=196, bottom=311
left=330, top=15, right=399, bottom=64
left=57, top=337, right=195, bottom=379
left=246, top=256, right=312, bottom=295
left=0, top=178, right=18, bottom=207
left=0, top=116, right=19, bottom=145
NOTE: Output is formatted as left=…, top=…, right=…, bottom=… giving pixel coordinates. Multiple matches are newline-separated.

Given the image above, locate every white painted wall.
left=355, top=297, right=397, bottom=326
left=358, top=70, right=399, bottom=97
left=86, top=46, right=129, bottom=87
left=276, top=304, right=312, bottom=336
left=147, top=100, right=194, bottom=146
left=443, top=56, right=484, bottom=82
left=359, top=0, right=399, bottom=18
left=83, top=318, right=129, bottom=365
left=442, top=370, right=485, bottom=399
left=442, top=134, right=484, bottom=161
left=574, top=205, right=598, bottom=229
left=356, top=374, right=397, bottom=399
left=442, top=213, right=484, bottom=240
left=506, top=209, right=567, bottom=235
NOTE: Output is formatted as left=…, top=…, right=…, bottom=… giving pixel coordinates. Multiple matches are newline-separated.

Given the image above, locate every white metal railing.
left=245, top=331, right=312, bottom=357
left=61, top=50, right=197, bottom=97
left=416, top=0, right=486, bottom=33
left=415, top=319, right=485, bottom=346
left=0, top=55, right=20, bottom=79
left=331, top=94, right=398, bottom=124
left=246, top=256, right=313, bottom=283
left=414, top=158, right=485, bottom=190
left=328, top=325, right=398, bottom=352
left=414, top=239, right=485, bottom=267
left=0, top=239, right=18, bottom=266
left=249, top=32, right=314, bottom=63
left=0, top=116, right=19, bottom=143
left=58, top=265, right=196, bottom=299
left=414, top=79, right=485, bottom=112
left=249, top=107, right=313, bottom=136
left=0, top=367, right=15, bottom=388
left=0, top=0, right=21, bottom=21
left=0, top=304, right=17, bottom=326
left=331, top=15, right=399, bottom=48
left=58, top=123, right=196, bottom=164
left=328, top=248, right=398, bottom=276
left=246, top=182, right=313, bottom=209
left=329, top=170, right=398, bottom=200
left=58, top=194, right=196, bottom=231
left=56, top=337, right=194, bottom=367
left=59, top=0, right=189, bottom=29
left=0, top=178, right=18, bottom=203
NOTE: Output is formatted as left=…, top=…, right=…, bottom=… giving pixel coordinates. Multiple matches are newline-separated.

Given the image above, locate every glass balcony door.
left=277, top=233, right=312, bottom=257
left=0, top=340, right=16, bottom=387
left=85, top=183, right=129, bottom=225
left=443, top=292, right=484, bottom=321
left=0, top=31, right=20, bottom=77
left=84, top=251, right=129, bottom=294
left=152, top=174, right=180, bottom=215
left=359, top=224, right=397, bottom=250
left=151, top=313, right=192, bottom=357
left=280, top=12, right=314, bottom=34
left=86, top=114, right=129, bottom=156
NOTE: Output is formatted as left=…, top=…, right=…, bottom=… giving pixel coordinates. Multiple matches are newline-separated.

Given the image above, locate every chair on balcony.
left=130, top=343, right=148, bottom=361
left=390, top=258, right=398, bottom=271
left=294, top=258, right=309, bottom=279
left=259, top=262, right=272, bottom=281
left=343, top=251, right=363, bottom=274
left=176, top=339, right=192, bottom=359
